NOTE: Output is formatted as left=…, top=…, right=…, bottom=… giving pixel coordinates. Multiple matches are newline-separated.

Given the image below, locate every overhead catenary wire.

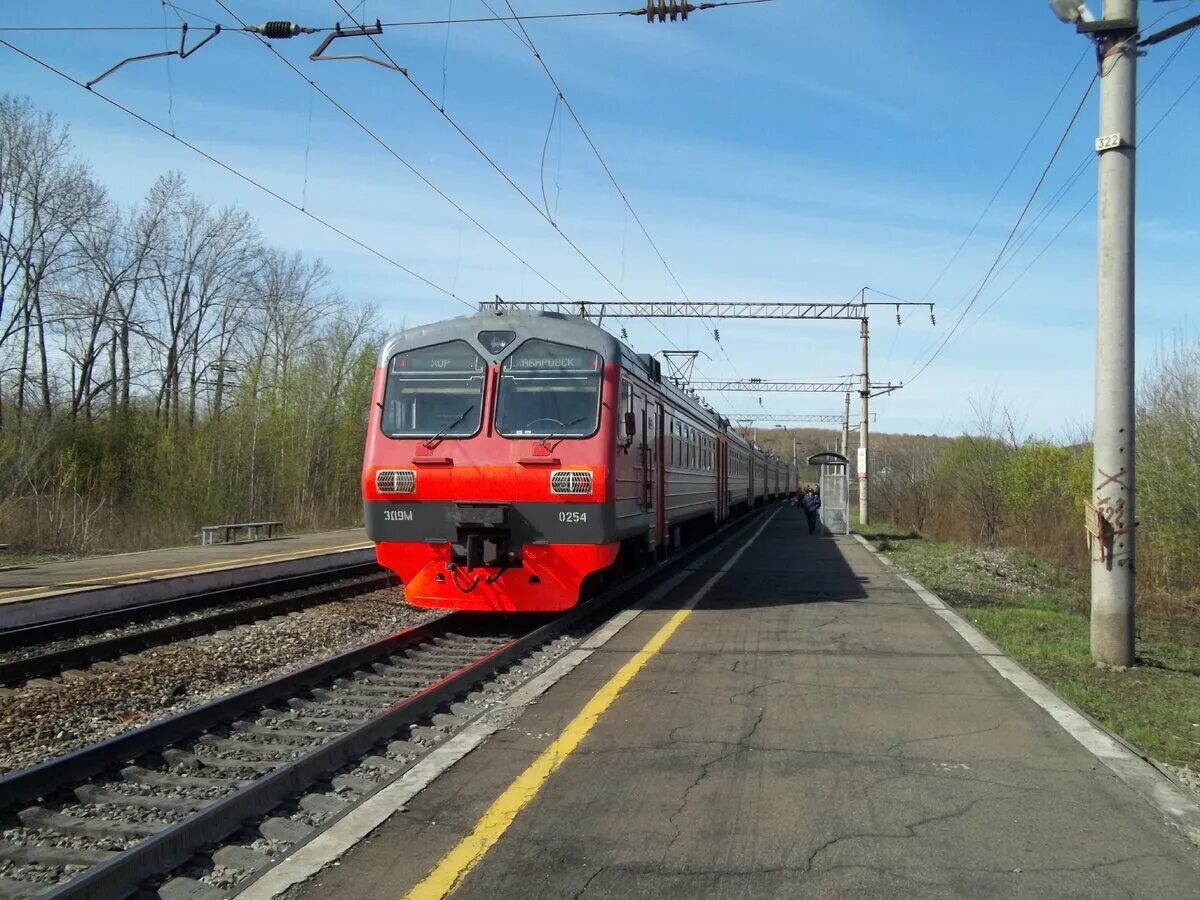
left=903, top=73, right=1098, bottom=386
left=904, top=49, right=1092, bottom=367
left=210, top=0, right=573, bottom=301
left=0, top=1, right=778, bottom=33
left=489, top=0, right=744, bottom=381
left=908, top=27, right=1199, bottom=371
left=964, top=59, right=1200, bottom=335
left=908, top=20, right=1194, bottom=368
left=0, top=39, right=474, bottom=310
left=327, top=0, right=635, bottom=306
left=917, top=46, right=1090, bottom=308
left=323, top=0, right=736, bottom=410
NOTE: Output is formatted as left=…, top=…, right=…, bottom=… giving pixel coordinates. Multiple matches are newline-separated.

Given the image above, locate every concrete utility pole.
left=841, top=392, right=851, bottom=458
left=858, top=318, right=870, bottom=525
left=1090, top=0, right=1138, bottom=667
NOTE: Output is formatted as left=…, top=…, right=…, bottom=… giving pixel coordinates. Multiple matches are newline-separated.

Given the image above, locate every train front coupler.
left=446, top=503, right=522, bottom=592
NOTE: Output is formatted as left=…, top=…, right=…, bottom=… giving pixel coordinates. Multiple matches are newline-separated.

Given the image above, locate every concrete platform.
left=285, top=506, right=1200, bottom=899
left=0, top=528, right=371, bottom=629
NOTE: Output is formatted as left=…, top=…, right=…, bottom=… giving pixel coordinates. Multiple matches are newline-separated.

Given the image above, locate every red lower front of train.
left=375, top=538, right=619, bottom=613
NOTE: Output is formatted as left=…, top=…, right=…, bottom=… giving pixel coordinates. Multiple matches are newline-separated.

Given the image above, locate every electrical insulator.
left=620, top=327, right=628, bottom=340
left=713, top=328, right=720, bottom=343
left=930, top=312, right=937, bottom=326
left=255, top=21, right=317, bottom=38
left=646, top=1, right=692, bottom=23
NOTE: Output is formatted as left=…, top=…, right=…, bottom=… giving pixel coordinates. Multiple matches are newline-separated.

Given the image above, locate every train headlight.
left=550, top=470, right=593, bottom=495
left=376, top=469, right=416, bottom=494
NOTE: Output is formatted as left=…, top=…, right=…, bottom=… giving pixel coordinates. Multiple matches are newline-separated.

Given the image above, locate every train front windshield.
left=495, top=339, right=601, bottom=437
left=381, top=340, right=485, bottom=438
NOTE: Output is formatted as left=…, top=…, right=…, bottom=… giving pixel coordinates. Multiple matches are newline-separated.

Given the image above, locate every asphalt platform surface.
left=291, top=507, right=1200, bottom=899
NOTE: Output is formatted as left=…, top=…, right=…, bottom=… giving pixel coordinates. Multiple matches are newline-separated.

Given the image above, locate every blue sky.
left=3, top=0, right=1197, bottom=437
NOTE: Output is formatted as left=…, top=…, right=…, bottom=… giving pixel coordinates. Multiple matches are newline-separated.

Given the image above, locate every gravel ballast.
left=0, top=592, right=440, bottom=774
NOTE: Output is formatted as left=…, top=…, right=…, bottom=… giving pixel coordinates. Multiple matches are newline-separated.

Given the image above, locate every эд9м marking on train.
left=362, top=310, right=795, bottom=612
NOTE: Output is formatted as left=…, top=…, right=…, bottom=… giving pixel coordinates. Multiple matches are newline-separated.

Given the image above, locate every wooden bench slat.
left=199, top=521, right=284, bottom=545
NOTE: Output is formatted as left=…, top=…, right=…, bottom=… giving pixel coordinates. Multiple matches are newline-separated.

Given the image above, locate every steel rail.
left=0, top=566, right=390, bottom=685
left=2, top=507, right=771, bottom=899
left=38, top=616, right=535, bottom=900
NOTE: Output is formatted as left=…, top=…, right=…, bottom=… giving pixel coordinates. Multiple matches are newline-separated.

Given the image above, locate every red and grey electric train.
left=362, top=310, right=794, bottom=612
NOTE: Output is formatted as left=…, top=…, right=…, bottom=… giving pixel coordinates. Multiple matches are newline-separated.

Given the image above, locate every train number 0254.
left=558, top=511, right=588, bottom=523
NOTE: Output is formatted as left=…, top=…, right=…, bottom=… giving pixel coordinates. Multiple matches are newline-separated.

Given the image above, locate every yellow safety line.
left=0, top=541, right=372, bottom=601
left=406, top=509, right=777, bottom=899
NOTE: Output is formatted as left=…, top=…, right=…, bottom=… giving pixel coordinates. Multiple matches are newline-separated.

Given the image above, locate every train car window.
left=381, top=340, right=485, bottom=437
left=495, top=339, right=602, bottom=437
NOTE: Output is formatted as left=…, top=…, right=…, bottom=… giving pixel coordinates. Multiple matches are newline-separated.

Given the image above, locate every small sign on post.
left=856, top=446, right=867, bottom=480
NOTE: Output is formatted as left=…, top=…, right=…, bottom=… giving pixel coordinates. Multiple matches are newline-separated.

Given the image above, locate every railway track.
left=0, top=565, right=390, bottom=685
left=0, top=610, right=556, bottom=899
left=0, top=512, right=766, bottom=899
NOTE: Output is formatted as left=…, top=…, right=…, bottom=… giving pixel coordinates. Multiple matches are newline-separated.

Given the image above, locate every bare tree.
left=0, top=95, right=105, bottom=422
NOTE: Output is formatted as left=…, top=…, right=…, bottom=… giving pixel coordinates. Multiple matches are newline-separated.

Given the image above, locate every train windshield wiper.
left=539, top=416, right=586, bottom=450
left=423, top=404, right=474, bottom=448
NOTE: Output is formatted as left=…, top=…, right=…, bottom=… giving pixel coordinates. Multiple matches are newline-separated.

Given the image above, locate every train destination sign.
left=392, top=341, right=484, bottom=374
left=505, top=340, right=600, bottom=373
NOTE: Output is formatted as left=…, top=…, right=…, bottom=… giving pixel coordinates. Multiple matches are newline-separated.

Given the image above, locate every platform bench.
left=200, top=521, right=284, bottom=546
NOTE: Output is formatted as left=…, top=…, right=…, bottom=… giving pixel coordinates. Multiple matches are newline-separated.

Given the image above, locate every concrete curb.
left=851, top=531, right=1200, bottom=848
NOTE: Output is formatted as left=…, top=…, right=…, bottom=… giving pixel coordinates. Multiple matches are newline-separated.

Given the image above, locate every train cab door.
left=639, top=399, right=663, bottom=550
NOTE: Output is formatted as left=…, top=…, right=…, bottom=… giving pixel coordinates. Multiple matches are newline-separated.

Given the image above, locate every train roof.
left=381, top=309, right=623, bottom=366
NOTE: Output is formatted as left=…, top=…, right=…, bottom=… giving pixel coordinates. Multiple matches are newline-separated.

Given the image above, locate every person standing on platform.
left=802, top=488, right=821, bottom=535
